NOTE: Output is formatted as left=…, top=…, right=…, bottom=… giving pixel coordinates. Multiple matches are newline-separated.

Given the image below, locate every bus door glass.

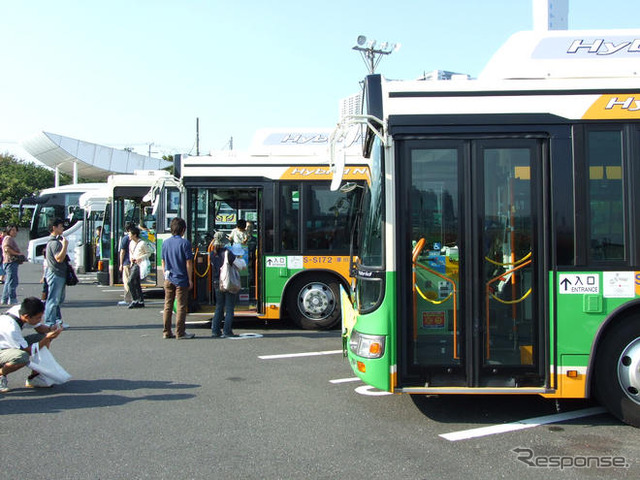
left=402, top=137, right=545, bottom=388
left=85, top=208, right=105, bottom=271
left=188, top=187, right=261, bottom=314
left=113, top=191, right=158, bottom=286
left=163, top=187, right=181, bottom=232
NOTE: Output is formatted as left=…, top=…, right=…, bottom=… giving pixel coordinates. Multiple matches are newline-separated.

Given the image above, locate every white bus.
left=97, top=170, right=183, bottom=287
left=20, top=183, right=106, bottom=266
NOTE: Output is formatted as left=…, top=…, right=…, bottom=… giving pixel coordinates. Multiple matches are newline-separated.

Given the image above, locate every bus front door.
left=400, top=137, right=547, bottom=389
left=190, top=187, right=262, bottom=315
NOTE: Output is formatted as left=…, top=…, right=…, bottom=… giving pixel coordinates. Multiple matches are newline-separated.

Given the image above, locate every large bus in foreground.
left=178, top=130, right=366, bottom=329
left=336, top=29, right=640, bottom=426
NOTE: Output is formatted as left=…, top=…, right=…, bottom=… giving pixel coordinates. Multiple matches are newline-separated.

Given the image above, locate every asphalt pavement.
left=1, top=262, right=639, bottom=480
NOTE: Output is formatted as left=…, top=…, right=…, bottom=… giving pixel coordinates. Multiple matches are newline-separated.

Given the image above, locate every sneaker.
left=0, top=375, right=9, bottom=393
left=25, top=375, right=52, bottom=388
left=163, top=332, right=175, bottom=339
left=176, top=333, right=195, bottom=340
left=211, top=333, right=222, bottom=338
left=117, top=301, right=129, bottom=306
left=222, top=333, right=239, bottom=338
left=128, top=301, right=145, bottom=309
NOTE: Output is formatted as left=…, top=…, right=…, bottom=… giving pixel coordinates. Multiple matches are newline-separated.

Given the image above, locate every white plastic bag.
left=138, top=257, right=151, bottom=279
left=220, top=250, right=241, bottom=294
left=29, top=343, right=72, bottom=385
left=134, top=240, right=151, bottom=279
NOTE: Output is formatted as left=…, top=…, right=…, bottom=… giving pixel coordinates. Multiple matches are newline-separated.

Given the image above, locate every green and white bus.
left=336, top=29, right=640, bottom=426
left=177, top=130, right=366, bottom=329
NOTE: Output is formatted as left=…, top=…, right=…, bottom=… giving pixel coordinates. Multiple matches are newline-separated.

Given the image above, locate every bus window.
left=304, top=184, right=358, bottom=251
left=142, top=206, right=156, bottom=231
left=280, top=185, right=299, bottom=251
left=165, top=187, right=181, bottom=232
left=587, top=129, right=625, bottom=262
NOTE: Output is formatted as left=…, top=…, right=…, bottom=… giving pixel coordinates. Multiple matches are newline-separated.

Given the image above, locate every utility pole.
left=196, top=117, right=200, bottom=156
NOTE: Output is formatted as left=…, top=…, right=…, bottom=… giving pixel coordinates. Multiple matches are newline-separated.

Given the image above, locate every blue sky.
left=0, top=0, right=637, bottom=159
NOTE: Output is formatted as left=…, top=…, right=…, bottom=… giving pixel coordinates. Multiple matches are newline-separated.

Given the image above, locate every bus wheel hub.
left=618, top=337, right=640, bottom=405
left=300, top=283, right=333, bottom=318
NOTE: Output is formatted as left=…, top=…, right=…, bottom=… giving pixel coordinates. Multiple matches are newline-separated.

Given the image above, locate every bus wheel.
left=594, top=320, right=640, bottom=427
left=286, top=274, right=340, bottom=330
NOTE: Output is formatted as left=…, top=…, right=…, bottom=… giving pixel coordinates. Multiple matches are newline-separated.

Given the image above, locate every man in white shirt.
left=0, top=297, right=63, bottom=392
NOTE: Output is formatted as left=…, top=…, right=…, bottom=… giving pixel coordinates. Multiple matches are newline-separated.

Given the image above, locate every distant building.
left=417, top=69, right=470, bottom=81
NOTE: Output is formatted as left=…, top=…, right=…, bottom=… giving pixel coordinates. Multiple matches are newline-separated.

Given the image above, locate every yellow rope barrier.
left=193, top=250, right=211, bottom=278
left=489, top=287, right=532, bottom=305
left=415, top=284, right=454, bottom=304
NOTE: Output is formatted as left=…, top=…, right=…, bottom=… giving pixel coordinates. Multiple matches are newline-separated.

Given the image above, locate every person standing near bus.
left=1, top=225, right=22, bottom=306
left=161, top=218, right=195, bottom=339
left=44, top=219, right=68, bottom=327
left=246, top=221, right=257, bottom=297
left=127, top=226, right=150, bottom=309
left=0, top=230, right=5, bottom=285
left=93, top=226, right=102, bottom=270
left=118, top=223, right=133, bottom=306
left=208, top=232, right=246, bottom=338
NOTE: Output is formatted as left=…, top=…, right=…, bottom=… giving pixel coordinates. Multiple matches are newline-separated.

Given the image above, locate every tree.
left=162, top=154, right=174, bottom=176
left=0, top=153, right=74, bottom=227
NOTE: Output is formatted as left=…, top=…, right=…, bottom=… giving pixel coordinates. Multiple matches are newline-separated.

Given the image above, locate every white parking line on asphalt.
left=354, top=385, right=394, bottom=396
left=259, top=350, right=343, bottom=360
left=330, top=377, right=361, bottom=384
left=439, top=406, right=607, bottom=441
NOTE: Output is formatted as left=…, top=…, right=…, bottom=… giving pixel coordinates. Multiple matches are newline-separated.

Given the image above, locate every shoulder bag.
left=220, top=250, right=241, bottom=294
left=65, top=256, right=79, bottom=286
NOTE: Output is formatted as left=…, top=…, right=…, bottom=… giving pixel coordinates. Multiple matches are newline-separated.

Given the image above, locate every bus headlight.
left=349, top=331, right=385, bottom=359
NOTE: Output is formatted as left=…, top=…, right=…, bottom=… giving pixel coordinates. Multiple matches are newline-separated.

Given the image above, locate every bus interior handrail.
left=412, top=237, right=459, bottom=359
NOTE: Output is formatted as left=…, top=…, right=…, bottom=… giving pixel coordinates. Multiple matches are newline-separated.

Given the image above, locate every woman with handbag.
left=2, top=225, right=23, bottom=306
left=208, top=232, right=246, bottom=338
left=127, top=226, right=150, bottom=309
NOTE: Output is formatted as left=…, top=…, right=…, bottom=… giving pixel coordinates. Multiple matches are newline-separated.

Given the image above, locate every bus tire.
left=594, top=319, right=640, bottom=427
left=286, top=273, right=341, bottom=330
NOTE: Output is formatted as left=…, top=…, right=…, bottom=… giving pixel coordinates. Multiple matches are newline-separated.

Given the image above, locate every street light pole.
left=352, top=35, right=400, bottom=74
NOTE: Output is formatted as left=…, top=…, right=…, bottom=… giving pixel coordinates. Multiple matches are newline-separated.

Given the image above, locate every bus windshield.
left=358, top=138, right=384, bottom=268
left=354, top=138, right=384, bottom=313
left=29, top=192, right=84, bottom=239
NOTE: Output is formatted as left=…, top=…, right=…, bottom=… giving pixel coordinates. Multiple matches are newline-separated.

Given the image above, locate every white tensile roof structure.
left=21, top=131, right=171, bottom=184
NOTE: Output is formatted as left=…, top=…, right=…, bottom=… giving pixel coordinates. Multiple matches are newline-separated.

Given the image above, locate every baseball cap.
left=213, top=231, right=228, bottom=246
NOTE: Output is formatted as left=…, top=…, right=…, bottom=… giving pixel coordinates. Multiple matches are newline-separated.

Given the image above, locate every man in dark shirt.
left=161, top=218, right=195, bottom=339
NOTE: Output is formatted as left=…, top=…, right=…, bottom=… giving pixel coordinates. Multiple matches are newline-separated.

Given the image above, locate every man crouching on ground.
left=0, top=297, right=63, bottom=392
